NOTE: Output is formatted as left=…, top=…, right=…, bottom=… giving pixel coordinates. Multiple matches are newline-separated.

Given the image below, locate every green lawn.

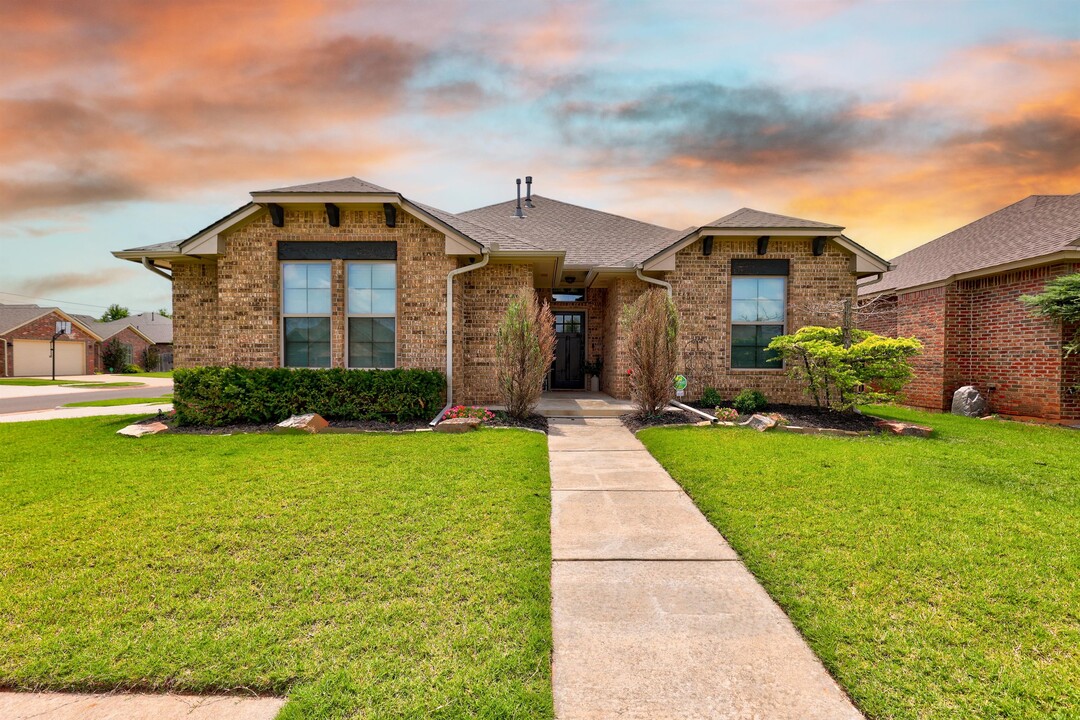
left=62, top=395, right=173, bottom=407
left=640, top=407, right=1080, bottom=720
left=0, top=379, right=144, bottom=387
left=0, top=418, right=553, bottom=719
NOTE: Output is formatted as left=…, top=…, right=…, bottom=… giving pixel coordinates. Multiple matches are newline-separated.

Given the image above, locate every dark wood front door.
left=552, top=312, right=585, bottom=389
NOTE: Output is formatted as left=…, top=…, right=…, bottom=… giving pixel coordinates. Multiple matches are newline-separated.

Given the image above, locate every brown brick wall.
left=458, top=263, right=534, bottom=404
left=1, top=312, right=97, bottom=376
left=667, top=237, right=856, bottom=404
left=601, top=275, right=651, bottom=398
left=172, top=207, right=456, bottom=373
left=172, top=261, right=219, bottom=367
left=868, top=262, right=1080, bottom=421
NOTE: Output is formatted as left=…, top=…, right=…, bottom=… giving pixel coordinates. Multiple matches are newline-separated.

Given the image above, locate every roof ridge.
left=462, top=195, right=679, bottom=233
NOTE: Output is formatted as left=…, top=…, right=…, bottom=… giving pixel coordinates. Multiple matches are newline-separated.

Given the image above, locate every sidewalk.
left=548, top=417, right=862, bottom=719
left=0, top=403, right=173, bottom=423
left=0, top=691, right=283, bottom=720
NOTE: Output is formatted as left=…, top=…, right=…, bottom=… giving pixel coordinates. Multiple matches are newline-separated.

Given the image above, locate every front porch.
left=535, top=391, right=635, bottom=418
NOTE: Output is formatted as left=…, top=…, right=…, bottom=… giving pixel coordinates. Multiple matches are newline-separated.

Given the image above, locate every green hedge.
left=173, top=367, right=445, bottom=427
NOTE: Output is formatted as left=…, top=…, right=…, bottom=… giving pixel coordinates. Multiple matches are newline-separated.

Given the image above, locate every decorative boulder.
left=874, top=420, right=933, bottom=438
left=274, top=413, right=329, bottom=434
left=117, top=421, right=169, bottom=438
left=742, top=413, right=777, bottom=432
left=434, top=417, right=481, bottom=433
left=951, top=386, right=988, bottom=417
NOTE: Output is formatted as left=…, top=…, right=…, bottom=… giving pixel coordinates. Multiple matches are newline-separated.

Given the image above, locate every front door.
left=552, top=312, right=585, bottom=389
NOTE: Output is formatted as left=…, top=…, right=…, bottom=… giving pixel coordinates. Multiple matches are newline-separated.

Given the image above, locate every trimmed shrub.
left=101, top=339, right=126, bottom=373
left=767, top=326, right=922, bottom=412
left=701, top=387, right=723, bottom=407
left=173, top=366, right=445, bottom=427
left=733, top=388, right=767, bottom=415
left=622, top=290, right=680, bottom=416
left=496, top=287, right=556, bottom=419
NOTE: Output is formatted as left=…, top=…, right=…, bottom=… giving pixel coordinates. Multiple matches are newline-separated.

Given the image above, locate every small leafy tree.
left=99, top=304, right=130, bottom=322
left=157, top=308, right=172, bottom=319
left=767, top=326, right=922, bottom=412
left=142, top=345, right=161, bottom=372
left=496, top=287, right=556, bottom=419
left=101, top=338, right=126, bottom=372
left=622, top=290, right=680, bottom=416
left=1021, top=273, right=1080, bottom=356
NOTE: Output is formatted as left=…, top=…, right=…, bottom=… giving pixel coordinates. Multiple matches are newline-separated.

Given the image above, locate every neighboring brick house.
left=860, top=194, right=1080, bottom=422
left=113, top=176, right=889, bottom=408
left=0, top=303, right=171, bottom=377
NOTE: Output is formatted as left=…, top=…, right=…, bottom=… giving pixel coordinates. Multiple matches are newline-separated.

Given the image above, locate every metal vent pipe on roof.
left=525, top=176, right=534, bottom=208
left=514, top=178, right=525, bottom=218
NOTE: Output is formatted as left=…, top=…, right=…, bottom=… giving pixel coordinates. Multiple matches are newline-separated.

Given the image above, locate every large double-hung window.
left=347, top=262, right=397, bottom=369
left=731, top=275, right=786, bottom=369
left=282, top=262, right=332, bottom=368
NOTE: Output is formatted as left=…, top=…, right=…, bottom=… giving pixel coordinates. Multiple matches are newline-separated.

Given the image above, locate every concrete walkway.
left=0, top=403, right=173, bottom=423
left=0, top=691, right=283, bottom=719
left=548, top=418, right=862, bottom=719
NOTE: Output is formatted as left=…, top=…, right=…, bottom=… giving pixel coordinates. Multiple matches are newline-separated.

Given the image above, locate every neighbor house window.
left=282, top=262, right=331, bottom=368
left=347, top=262, right=396, bottom=368
left=731, top=276, right=785, bottom=369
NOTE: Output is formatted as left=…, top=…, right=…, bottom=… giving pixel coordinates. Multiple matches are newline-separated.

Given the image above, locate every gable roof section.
left=84, top=313, right=169, bottom=344
left=861, top=194, right=1080, bottom=295
left=458, top=195, right=683, bottom=267
left=706, top=208, right=841, bottom=229
left=256, top=176, right=394, bottom=194
left=0, top=304, right=103, bottom=340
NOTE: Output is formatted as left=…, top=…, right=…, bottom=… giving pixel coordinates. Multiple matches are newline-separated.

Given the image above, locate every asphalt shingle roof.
left=92, top=312, right=173, bottom=344
left=0, top=304, right=53, bottom=335
left=705, top=208, right=842, bottom=229
left=458, top=195, right=685, bottom=267
left=257, top=176, right=394, bottom=194
left=862, top=194, right=1080, bottom=295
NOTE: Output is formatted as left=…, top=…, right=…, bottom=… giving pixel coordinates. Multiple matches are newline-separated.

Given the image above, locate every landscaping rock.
left=274, top=413, right=329, bottom=434
left=742, top=413, right=777, bottom=432
left=951, top=386, right=987, bottom=417
left=435, top=417, right=481, bottom=433
left=874, top=420, right=933, bottom=437
left=117, top=422, right=168, bottom=438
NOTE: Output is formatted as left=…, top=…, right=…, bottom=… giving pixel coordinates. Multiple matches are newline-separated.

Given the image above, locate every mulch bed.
left=486, top=412, right=549, bottom=432
left=135, top=410, right=548, bottom=434
left=654, top=402, right=884, bottom=433
left=621, top=410, right=698, bottom=433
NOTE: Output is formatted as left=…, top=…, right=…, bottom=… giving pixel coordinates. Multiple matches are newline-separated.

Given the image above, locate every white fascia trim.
left=179, top=204, right=263, bottom=254
left=397, top=199, right=485, bottom=255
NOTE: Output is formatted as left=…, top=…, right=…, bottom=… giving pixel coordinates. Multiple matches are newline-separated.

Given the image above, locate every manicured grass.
left=639, top=407, right=1080, bottom=720
left=0, top=379, right=144, bottom=387
left=62, top=396, right=173, bottom=407
left=0, top=418, right=553, bottom=719
left=0, top=378, right=75, bottom=386
left=118, top=371, right=174, bottom=378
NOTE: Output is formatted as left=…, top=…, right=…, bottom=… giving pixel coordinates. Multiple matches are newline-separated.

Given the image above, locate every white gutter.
left=431, top=250, right=490, bottom=426
left=142, top=258, right=174, bottom=282
left=635, top=267, right=672, bottom=297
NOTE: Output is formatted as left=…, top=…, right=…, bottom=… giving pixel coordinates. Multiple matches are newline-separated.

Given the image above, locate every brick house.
left=0, top=303, right=171, bottom=377
left=859, top=194, right=1080, bottom=422
left=113, top=177, right=888, bottom=408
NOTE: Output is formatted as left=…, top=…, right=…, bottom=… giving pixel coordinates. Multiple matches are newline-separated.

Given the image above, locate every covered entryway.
left=552, top=312, right=585, bottom=389
left=12, top=340, right=85, bottom=376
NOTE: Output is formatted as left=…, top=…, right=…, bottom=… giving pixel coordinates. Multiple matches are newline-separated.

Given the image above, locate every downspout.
left=856, top=272, right=886, bottom=291
left=142, top=258, right=174, bottom=282
left=635, top=267, right=672, bottom=297
left=431, top=250, right=490, bottom=426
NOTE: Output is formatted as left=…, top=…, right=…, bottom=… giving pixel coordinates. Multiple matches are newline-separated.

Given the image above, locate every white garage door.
left=13, top=340, right=86, bottom=377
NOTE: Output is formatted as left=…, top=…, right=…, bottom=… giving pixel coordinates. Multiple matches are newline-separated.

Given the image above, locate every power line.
left=0, top=290, right=114, bottom=310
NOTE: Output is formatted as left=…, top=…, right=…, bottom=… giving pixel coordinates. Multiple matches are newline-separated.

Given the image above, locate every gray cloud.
left=946, top=115, right=1080, bottom=173
left=6, top=268, right=140, bottom=297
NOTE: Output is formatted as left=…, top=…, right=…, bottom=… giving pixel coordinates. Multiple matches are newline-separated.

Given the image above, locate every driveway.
left=0, top=375, right=173, bottom=414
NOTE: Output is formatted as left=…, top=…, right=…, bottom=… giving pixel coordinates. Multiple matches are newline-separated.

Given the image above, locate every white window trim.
left=345, top=260, right=398, bottom=370
left=730, top=274, right=787, bottom=371
left=280, top=261, right=333, bottom=369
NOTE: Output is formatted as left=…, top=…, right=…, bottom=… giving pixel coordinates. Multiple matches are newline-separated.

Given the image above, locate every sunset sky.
left=1, top=0, right=1078, bottom=315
